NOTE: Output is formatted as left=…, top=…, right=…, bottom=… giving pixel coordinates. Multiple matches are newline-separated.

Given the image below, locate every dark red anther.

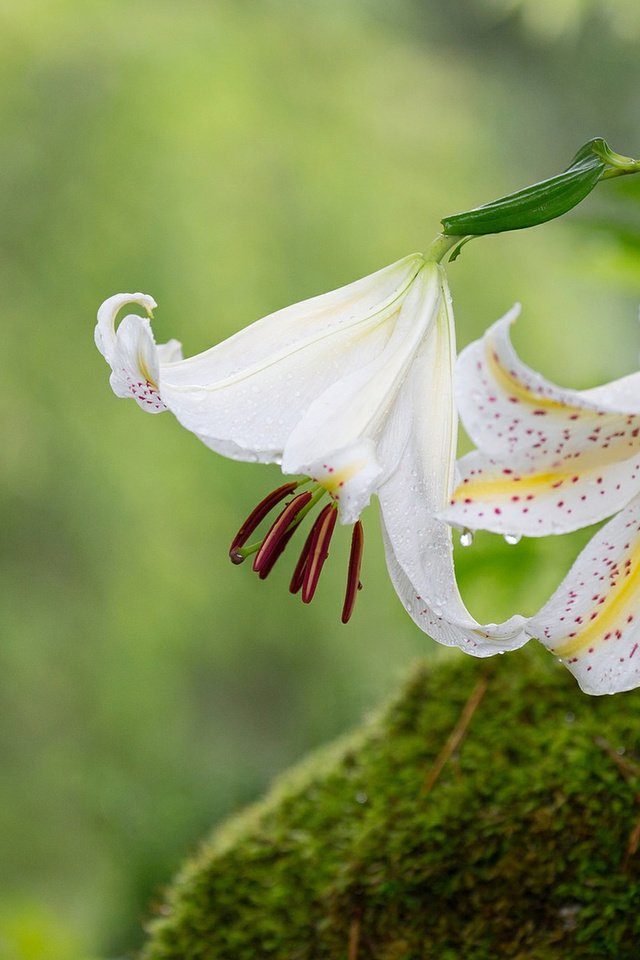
left=229, top=481, right=298, bottom=563
left=289, top=525, right=316, bottom=595
left=341, top=521, right=364, bottom=624
left=252, top=491, right=313, bottom=574
left=257, top=525, right=298, bottom=580
left=301, top=504, right=338, bottom=604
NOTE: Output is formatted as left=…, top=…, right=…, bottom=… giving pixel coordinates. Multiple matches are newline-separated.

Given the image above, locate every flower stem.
left=426, top=233, right=466, bottom=264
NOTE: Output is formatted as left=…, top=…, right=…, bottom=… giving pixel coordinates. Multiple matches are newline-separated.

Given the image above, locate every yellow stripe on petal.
left=485, top=338, right=582, bottom=413
left=138, top=353, right=159, bottom=390
left=553, top=544, right=640, bottom=658
left=451, top=469, right=574, bottom=503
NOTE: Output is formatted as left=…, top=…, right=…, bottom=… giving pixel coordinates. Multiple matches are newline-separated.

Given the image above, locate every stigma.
left=229, top=480, right=364, bottom=623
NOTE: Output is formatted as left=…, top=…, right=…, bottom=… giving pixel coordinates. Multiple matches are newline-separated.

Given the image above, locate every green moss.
left=141, top=647, right=640, bottom=959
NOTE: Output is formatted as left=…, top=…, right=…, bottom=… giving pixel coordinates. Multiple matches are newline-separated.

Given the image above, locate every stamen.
left=301, top=504, right=338, bottom=604
left=257, top=526, right=298, bottom=581
left=341, top=521, right=364, bottom=624
left=289, top=525, right=315, bottom=595
left=230, top=478, right=363, bottom=622
left=229, top=481, right=298, bottom=564
left=252, top=491, right=313, bottom=575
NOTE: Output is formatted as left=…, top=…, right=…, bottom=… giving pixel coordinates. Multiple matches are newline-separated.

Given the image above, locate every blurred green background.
left=1, top=0, right=640, bottom=956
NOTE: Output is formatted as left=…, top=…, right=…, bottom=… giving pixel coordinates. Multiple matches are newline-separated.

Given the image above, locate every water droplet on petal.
left=459, top=529, right=474, bottom=548
left=504, top=533, right=522, bottom=546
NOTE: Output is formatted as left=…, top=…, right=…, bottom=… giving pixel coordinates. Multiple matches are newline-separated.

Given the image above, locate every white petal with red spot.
left=528, top=495, right=640, bottom=694
left=446, top=309, right=640, bottom=534
left=95, top=293, right=183, bottom=414
left=294, top=440, right=382, bottom=526
left=443, top=448, right=640, bottom=536
left=107, top=315, right=167, bottom=413
left=456, top=311, right=640, bottom=470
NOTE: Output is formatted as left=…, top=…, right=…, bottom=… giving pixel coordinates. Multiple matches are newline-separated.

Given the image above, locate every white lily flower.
left=441, top=309, right=640, bottom=693
left=96, top=255, right=527, bottom=653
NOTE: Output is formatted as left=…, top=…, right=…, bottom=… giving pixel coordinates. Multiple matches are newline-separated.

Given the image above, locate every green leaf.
left=440, top=138, right=635, bottom=237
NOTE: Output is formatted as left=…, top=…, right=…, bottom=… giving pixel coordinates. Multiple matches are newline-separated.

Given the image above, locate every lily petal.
left=444, top=310, right=640, bottom=534
left=378, top=269, right=529, bottom=655
left=282, top=264, right=441, bottom=522
left=444, top=448, right=640, bottom=537
left=95, top=292, right=157, bottom=363
left=582, top=372, right=640, bottom=413
left=95, top=293, right=184, bottom=414
left=456, top=310, right=640, bottom=467
left=108, top=314, right=167, bottom=412
left=529, top=494, right=640, bottom=694
left=159, top=255, right=424, bottom=463
left=156, top=339, right=184, bottom=364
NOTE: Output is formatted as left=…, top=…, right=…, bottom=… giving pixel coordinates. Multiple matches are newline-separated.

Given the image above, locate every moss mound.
left=142, top=647, right=640, bottom=959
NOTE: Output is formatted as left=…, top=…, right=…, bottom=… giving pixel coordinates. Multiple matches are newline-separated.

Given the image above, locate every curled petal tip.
left=504, top=302, right=521, bottom=326
left=143, top=294, right=157, bottom=317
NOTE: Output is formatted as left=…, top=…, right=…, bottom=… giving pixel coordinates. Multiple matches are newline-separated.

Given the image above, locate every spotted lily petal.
left=528, top=495, right=640, bottom=694
left=95, top=293, right=182, bottom=414
left=446, top=448, right=640, bottom=538
left=443, top=311, right=640, bottom=535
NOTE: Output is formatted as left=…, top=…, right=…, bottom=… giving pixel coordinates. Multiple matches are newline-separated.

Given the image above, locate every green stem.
left=592, top=140, right=640, bottom=178
left=426, top=233, right=466, bottom=264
